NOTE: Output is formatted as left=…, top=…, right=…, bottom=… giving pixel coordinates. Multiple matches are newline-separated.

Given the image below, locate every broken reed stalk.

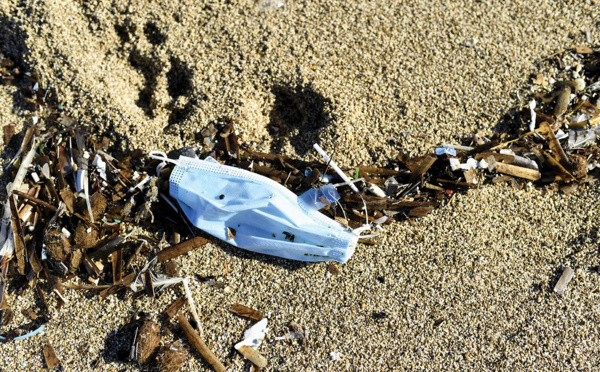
left=0, top=137, right=38, bottom=257
left=12, top=189, right=57, bottom=211
left=486, top=156, right=541, bottom=181
left=177, top=312, right=226, bottom=372
left=237, top=345, right=268, bottom=368
left=182, top=278, right=203, bottom=336
left=8, top=195, right=26, bottom=275
left=157, top=237, right=208, bottom=262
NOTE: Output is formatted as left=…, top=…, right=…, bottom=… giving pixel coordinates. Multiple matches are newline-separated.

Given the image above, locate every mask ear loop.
left=149, top=151, right=181, bottom=176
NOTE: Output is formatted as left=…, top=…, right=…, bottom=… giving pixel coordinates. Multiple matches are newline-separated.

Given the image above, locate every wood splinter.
left=238, top=345, right=268, bottom=368
left=178, top=312, right=226, bottom=372
left=157, top=237, right=209, bottom=262
left=486, top=156, right=541, bottom=181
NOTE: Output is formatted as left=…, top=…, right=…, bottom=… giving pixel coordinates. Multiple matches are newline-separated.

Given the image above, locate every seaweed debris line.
left=0, top=46, right=599, bottom=369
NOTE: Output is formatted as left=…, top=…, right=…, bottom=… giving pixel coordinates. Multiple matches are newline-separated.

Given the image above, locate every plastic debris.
left=568, top=127, right=599, bottom=148
left=367, top=183, right=386, bottom=197
left=298, top=184, right=340, bottom=211
left=274, top=331, right=305, bottom=341
left=0, top=325, right=45, bottom=341
left=554, top=267, right=575, bottom=294
left=235, top=318, right=269, bottom=368
left=384, top=177, right=399, bottom=195
left=313, top=144, right=359, bottom=193
left=330, top=352, right=344, bottom=361
left=529, top=100, right=536, bottom=131
left=151, top=152, right=358, bottom=263
left=435, top=147, right=457, bottom=156
left=235, top=318, right=268, bottom=350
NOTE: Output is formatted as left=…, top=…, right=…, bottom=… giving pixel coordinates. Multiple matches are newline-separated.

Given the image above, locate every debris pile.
left=0, top=46, right=599, bottom=369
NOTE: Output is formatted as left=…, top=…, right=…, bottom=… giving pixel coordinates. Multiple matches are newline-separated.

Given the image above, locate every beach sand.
left=1, top=0, right=600, bottom=370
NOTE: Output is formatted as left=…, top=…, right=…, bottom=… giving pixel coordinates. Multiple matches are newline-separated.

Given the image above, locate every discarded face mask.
left=150, top=152, right=359, bottom=263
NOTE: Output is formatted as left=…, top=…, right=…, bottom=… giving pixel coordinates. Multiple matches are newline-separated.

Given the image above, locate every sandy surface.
left=1, top=0, right=600, bottom=370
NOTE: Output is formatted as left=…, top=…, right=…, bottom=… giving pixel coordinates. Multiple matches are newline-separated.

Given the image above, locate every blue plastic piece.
left=435, top=147, right=457, bottom=156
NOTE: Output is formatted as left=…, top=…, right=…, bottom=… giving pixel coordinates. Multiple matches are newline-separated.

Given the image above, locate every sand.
left=1, top=0, right=600, bottom=370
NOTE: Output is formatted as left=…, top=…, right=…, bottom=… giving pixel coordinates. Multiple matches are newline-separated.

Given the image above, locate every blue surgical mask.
left=153, top=153, right=358, bottom=263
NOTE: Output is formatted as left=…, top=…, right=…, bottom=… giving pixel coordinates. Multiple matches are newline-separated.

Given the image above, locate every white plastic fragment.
left=368, top=183, right=386, bottom=197
left=568, top=127, right=600, bottom=148
left=529, top=100, right=536, bottom=131
left=463, top=158, right=478, bottom=170
left=129, top=175, right=152, bottom=193
left=373, top=216, right=388, bottom=225
left=273, top=331, right=305, bottom=341
left=572, top=78, right=586, bottom=92
left=313, top=144, right=359, bottom=193
left=42, top=163, right=51, bottom=179
left=555, top=130, right=568, bottom=141
left=31, top=172, right=40, bottom=183
left=92, top=154, right=107, bottom=180
left=449, top=158, right=460, bottom=171
left=554, top=267, right=575, bottom=294
left=235, top=318, right=268, bottom=350
left=332, top=177, right=364, bottom=188
left=330, top=352, right=344, bottom=361
left=450, top=158, right=479, bottom=171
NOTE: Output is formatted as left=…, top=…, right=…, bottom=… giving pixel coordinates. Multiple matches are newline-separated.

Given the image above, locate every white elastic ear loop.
left=149, top=151, right=180, bottom=176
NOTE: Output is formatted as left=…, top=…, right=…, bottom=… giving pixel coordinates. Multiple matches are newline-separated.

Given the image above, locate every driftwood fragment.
left=409, top=155, right=436, bottom=182
left=164, top=297, right=187, bottom=319
left=9, top=195, right=27, bottom=275
left=178, top=313, right=226, bottom=372
left=486, top=156, right=541, bottom=181
left=112, top=249, right=123, bottom=283
left=158, top=237, right=209, bottom=262
left=238, top=345, right=268, bottom=368
left=230, top=303, right=264, bottom=321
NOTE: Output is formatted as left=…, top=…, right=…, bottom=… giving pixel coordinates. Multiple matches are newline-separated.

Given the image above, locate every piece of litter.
left=150, top=152, right=358, bottom=263
left=330, top=352, right=344, bottom=361
left=435, top=147, right=457, bottom=156
left=368, top=183, right=386, bottom=198
left=554, top=267, right=575, bottom=294
left=0, top=325, right=45, bottom=341
left=235, top=318, right=269, bottom=367
left=440, top=143, right=474, bottom=151
left=235, top=318, right=268, bottom=350
left=529, top=100, right=536, bottom=131
left=313, top=144, right=359, bottom=193
left=273, top=331, right=305, bottom=341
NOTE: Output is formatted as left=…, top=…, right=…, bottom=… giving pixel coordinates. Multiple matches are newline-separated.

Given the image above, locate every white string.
left=149, top=151, right=180, bottom=166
